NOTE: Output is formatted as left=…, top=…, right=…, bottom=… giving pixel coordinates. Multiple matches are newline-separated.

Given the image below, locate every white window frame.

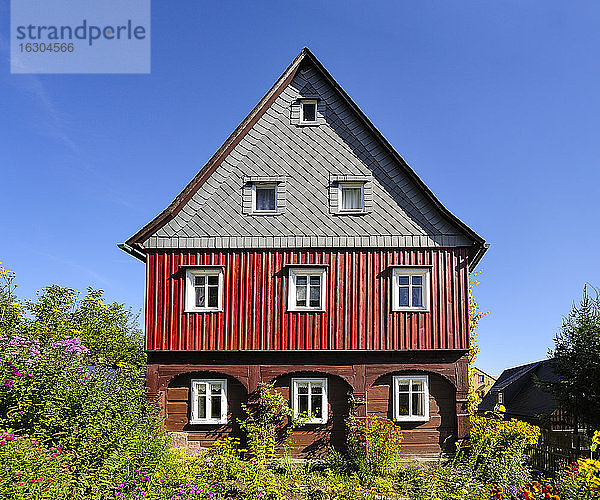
left=185, top=268, right=224, bottom=312
left=291, top=377, right=328, bottom=424
left=338, top=182, right=365, bottom=213
left=299, top=99, right=318, bottom=124
left=393, top=375, right=429, bottom=422
left=190, top=378, right=228, bottom=424
left=498, top=392, right=504, bottom=404
left=392, top=267, right=430, bottom=312
left=251, top=183, right=278, bottom=213
left=287, top=267, right=327, bottom=312
left=478, top=374, right=485, bottom=384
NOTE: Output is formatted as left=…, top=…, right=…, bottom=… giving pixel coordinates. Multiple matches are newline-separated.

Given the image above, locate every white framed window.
left=185, top=267, right=224, bottom=312
left=393, top=375, right=429, bottom=422
left=291, top=377, right=328, bottom=424
left=478, top=375, right=485, bottom=384
left=252, top=183, right=277, bottom=213
left=498, top=392, right=504, bottom=404
left=190, top=379, right=227, bottom=424
left=338, top=182, right=364, bottom=212
left=287, top=267, right=326, bottom=311
left=300, top=99, right=318, bottom=123
left=392, top=268, right=430, bottom=312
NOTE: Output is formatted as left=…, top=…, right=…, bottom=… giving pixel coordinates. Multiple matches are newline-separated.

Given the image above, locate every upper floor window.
left=392, top=267, right=430, bottom=312
left=291, top=377, right=328, bottom=424
left=339, top=182, right=364, bottom=212
left=300, top=99, right=317, bottom=123
left=253, top=183, right=277, bottom=212
left=185, top=267, right=224, bottom=312
left=190, top=379, right=227, bottom=424
left=288, top=267, right=326, bottom=312
left=393, top=375, right=429, bottom=422
left=478, top=375, right=485, bottom=384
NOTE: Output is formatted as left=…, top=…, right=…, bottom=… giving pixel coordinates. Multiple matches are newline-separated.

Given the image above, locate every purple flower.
left=4, top=378, right=14, bottom=388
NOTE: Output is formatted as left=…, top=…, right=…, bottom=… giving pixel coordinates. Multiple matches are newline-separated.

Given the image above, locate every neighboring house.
left=120, top=48, right=488, bottom=457
left=470, top=367, right=496, bottom=404
left=479, top=360, right=559, bottom=426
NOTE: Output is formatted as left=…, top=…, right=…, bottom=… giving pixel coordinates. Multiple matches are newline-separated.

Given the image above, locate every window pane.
left=208, top=286, right=218, bottom=307
left=296, top=275, right=307, bottom=286
left=397, top=393, right=409, bottom=416
left=256, top=187, right=276, bottom=211
left=297, top=383, right=308, bottom=394
left=412, top=380, right=424, bottom=392
left=398, top=381, right=410, bottom=392
left=195, top=275, right=205, bottom=286
left=311, top=384, right=322, bottom=395
left=296, top=285, right=307, bottom=306
left=412, top=275, right=422, bottom=285
left=198, top=395, right=206, bottom=419
left=210, top=383, right=222, bottom=394
left=398, top=276, right=409, bottom=285
left=211, top=395, right=222, bottom=419
left=309, top=275, right=320, bottom=285
left=311, top=395, right=323, bottom=418
left=309, top=284, right=321, bottom=307
left=298, top=394, right=309, bottom=414
left=196, top=383, right=206, bottom=394
left=195, top=286, right=205, bottom=307
left=412, top=392, right=425, bottom=416
left=341, top=187, right=362, bottom=210
left=207, top=275, right=219, bottom=286
left=399, top=287, right=409, bottom=307
left=412, top=286, right=422, bottom=307
left=302, top=102, right=316, bottom=122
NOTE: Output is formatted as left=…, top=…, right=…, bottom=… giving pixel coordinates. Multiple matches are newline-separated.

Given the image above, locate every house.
left=469, top=367, right=496, bottom=404
left=120, top=48, right=488, bottom=457
left=479, top=360, right=558, bottom=426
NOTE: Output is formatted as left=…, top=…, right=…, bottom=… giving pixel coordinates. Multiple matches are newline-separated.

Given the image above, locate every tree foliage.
left=545, top=286, right=600, bottom=433
left=0, top=262, right=145, bottom=368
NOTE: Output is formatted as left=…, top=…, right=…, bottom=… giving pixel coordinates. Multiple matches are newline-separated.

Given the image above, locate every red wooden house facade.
left=121, top=48, right=487, bottom=457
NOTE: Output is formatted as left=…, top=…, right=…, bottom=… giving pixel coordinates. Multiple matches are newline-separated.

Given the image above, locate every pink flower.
left=4, top=378, right=14, bottom=388
left=3, top=433, right=14, bottom=441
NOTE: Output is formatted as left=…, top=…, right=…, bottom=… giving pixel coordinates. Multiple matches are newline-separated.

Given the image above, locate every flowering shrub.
left=0, top=434, right=74, bottom=499
left=469, top=416, right=541, bottom=487
left=556, top=459, right=600, bottom=499
left=347, top=415, right=404, bottom=476
left=490, top=480, right=560, bottom=499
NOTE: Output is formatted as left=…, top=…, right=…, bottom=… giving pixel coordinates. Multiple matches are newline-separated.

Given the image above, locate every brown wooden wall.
left=152, top=352, right=468, bottom=457
left=146, top=247, right=470, bottom=351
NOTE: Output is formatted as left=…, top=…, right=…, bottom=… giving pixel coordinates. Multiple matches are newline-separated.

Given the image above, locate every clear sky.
left=1, top=1, right=599, bottom=376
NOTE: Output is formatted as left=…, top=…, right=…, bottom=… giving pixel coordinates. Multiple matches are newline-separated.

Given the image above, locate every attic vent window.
left=300, top=99, right=317, bottom=123
left=253, top=184, right=277, bottom=212
left=340, top=183, right=364, bottom=212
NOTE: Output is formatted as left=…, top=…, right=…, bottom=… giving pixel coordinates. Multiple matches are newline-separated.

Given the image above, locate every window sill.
left=393, top=307, right=430, bottom=313
left=250, top=210, right=280, bottom=216
left=296, top=122, right=320, bottom=127
left=189, top=419, right=227, bottom=425
left=185, top=308, right=223, bottom=313
left=336, top=210, right=366, bottom=215
left=288, top=308, right=326, bottom=313
left=395, top=416, right=429, bottom=423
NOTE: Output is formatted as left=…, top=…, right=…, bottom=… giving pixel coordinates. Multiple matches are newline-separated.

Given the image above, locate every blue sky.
left=1, top=1, right=599, bottom=376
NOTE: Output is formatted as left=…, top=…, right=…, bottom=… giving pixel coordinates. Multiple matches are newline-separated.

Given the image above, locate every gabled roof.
left=123, top=48, right=487, bottom=263
left=479, top=359, right=559, bottom=419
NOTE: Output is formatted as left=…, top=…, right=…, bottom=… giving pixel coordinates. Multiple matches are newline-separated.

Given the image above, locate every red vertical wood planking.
left=144, top=248, right=470, bottom=352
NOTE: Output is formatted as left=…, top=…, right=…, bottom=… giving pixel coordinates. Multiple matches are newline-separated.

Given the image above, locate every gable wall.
left=144, top=64, right=472, bottom=249
left=146, top=247, right=470, bottom=351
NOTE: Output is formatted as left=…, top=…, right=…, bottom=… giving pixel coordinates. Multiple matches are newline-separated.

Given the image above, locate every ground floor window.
left=190, top=379, right=227, bottom=424
left=291, top=377, right=328, bottom=424
left=393, top=375, right=429, bottom=422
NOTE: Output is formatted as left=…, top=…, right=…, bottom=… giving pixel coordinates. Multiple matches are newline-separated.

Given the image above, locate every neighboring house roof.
left=479, top=359, right=559, bottom=420
left=124, top=48, right=487, bottom=264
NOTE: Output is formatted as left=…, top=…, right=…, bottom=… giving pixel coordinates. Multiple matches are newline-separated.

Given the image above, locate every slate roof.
left=125, top=48, right=487, bottom=263
left=479, top=359, right=559, bottom=420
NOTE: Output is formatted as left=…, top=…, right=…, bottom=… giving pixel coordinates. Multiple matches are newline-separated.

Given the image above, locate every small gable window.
left=300, top=99, right=317, bottom=123
left=185, top=267, right=224, bottom=312
left=190, top=379, right=227, bottom=424
left=392, top=267, right=430, bottom=312
left=288, top=267, right=326, bottom=312
left=339, top=183, right=364, bottom=212
left=393, top=375, right=429, bottom=422
left=478, top=375, right=485, bottom=383
left=253, top=183, right=277, bottom=212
